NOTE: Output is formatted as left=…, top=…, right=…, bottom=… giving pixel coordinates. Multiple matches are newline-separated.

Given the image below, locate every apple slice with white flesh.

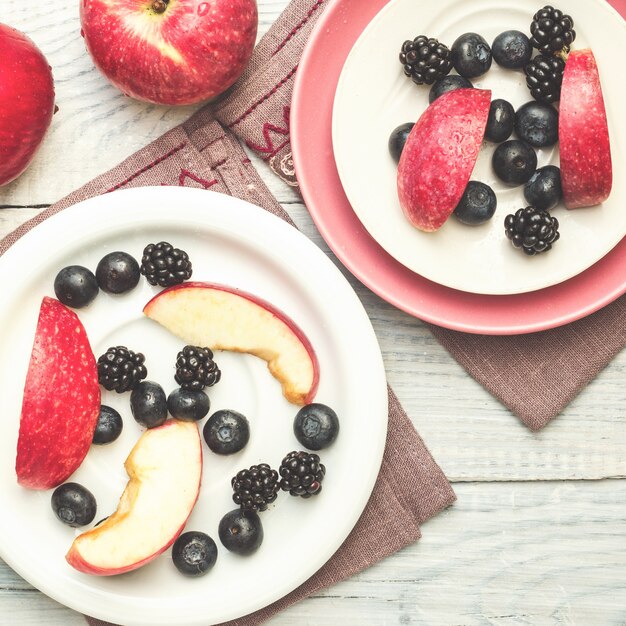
left=143, top=282, right=319, bottom=405
left=397, top=88, right=491, bottom=232
left=16, top=297, right=100, bottom=490
left=559, top=49, right=612, bottom=209
left=66, top=419, right=202, bottom=575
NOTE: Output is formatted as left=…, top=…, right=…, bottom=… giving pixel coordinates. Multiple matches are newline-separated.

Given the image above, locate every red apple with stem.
left=80, top=0, right=258, bottom=106
left=0, top=23, right=55, bottom=187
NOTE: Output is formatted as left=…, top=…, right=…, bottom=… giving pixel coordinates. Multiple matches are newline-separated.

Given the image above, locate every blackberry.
left=97, top=346, right=147, bottom=393
left=279, top=451, right=325, bottom=498
left=175, top=345, right=221, bottom=391
left=140, top=241, right=192, bottom=287
left=530, top=5, right=576, bottom=56
left=231, top=464, right=279, bottom=512
left=399, top=36, right=452, bottom=85
left=525, top=54, right=565, bottom=104
left=504, top=206, right=560, bottom=256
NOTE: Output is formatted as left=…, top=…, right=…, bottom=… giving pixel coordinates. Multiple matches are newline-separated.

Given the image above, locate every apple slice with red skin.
left=143, top=282, right=319, bottom=405
left=559, top=49, right=612, bottom=209
left=16, top=297, right=100, bottom=490
left=66, top=419, right=202, bottom=576
left=397, top=88, right=491, bottom=232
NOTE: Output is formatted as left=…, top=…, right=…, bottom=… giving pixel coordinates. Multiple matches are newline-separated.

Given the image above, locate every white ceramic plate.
left=0, top=187, right=387, bottom=626
left=332, top=0, right=626, bottom=295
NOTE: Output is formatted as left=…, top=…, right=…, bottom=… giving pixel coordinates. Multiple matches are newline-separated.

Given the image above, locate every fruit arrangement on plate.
left=15, top=240, right=340, bottom=579
left=391, top=4, right=612, bottom=256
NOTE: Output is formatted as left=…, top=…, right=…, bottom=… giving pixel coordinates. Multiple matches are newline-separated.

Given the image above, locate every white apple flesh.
left=16, top=297, right=100, bottom=490
left=143, top=282, right=319, bottom=405
left=80, top=0, right=258, bottom=105
left=559, top=49, right=612, bottom=209
left=66, top=419, right=202, bottom=575
left=397, top=88, right=491, bottom=232
left=0, top=23, right=55, bottom=186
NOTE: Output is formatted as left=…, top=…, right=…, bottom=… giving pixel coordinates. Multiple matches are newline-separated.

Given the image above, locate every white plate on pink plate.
left=291, top=0, right=626, bottom=334
left=332, top=0, right=626, bottom=295
left=0, top=186, right=387, bottom=626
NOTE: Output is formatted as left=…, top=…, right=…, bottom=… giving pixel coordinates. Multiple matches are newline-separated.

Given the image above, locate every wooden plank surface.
left=2, top=481, right=626, bottom=625
left=1, top=0, right=625, bottom=624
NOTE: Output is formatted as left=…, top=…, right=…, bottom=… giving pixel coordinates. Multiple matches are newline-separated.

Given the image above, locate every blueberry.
left=492, top=30, right=532, bottom=69
left=51, top=482, right=97, bottom=527
left=453, top=181, right=497, bottom=225
left=293, top=403, right=340, bottom=450
left=388, top=123, right=414, bottom=163
left=203, top=410, right=250, bottom=455
left=218, top=509, right=263, bottom=555
left=167, top=388, right=210, bottom=422
left=130, top=381, right=167, bottom=428
left=93, top=405, right=123, bottom=444
left=485, top=99, right=515, bottom=143
left=492, top=140, right=537, bottom=185
left=524, top=165, right=563, bottom=210
left=53, top=266, right=99, bottom=308
left=172, top=531, right=218, bottom=577
left=95, top=251, right=140, bottom=294
left=514, top=101, right=559, bottom=148
left=450, top=33, right=492, bottom=78
left=428, top=75, right=473, bottom=104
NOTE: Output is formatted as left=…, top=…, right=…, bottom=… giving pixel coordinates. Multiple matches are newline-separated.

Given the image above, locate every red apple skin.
left=16, top=297, right=100, bottom=490
left=0, top=23, right=55, bottom=186
left=143, top=282, right=319, bottom=405
left=65, top=518, right=188, bottom=575
left=66, top=419, right=202, bottom=575
left=80, top=0, right=258, bottom=106
left=397, top=88, right=491, bottom=232
left=559, top=49, right=612, bottom=209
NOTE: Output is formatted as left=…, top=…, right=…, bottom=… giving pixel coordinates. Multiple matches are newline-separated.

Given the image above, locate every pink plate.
left=291, top=0, right=626, bottom=335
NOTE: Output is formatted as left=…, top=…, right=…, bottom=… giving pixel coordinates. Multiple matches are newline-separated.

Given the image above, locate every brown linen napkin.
left=1, top=108, right=454, bottom=624
left=212, top=0, right=626, bottom=432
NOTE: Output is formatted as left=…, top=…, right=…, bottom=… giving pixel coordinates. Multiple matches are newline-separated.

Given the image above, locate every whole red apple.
left=80, top=0, right=258, bottom=106
left=0, top=24, right=55, bottom=187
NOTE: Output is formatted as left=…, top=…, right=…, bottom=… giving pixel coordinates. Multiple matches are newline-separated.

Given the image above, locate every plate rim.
left=291, top=0, right=626, bottom=335
left=0, top=186, right=388, bottom=625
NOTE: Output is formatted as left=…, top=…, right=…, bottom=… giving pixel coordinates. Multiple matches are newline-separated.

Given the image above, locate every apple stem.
left=151, top=0, right=169, bottom=13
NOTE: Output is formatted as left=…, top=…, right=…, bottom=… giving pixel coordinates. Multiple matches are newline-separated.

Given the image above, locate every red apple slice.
left=66, top=419, right=202, bottom=575
left=397, top=88, right=491, bottom=232
left=559, top=49, right=612, bottom=209
left=16, top=297, right=100, bottom=490
left=143, top=282, right=319, bottom=405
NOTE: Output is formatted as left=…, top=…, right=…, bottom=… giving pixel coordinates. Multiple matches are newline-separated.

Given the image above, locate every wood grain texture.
left=2, top=481, right=625, bottom=625
left=1, top=0, right=625, bottom=624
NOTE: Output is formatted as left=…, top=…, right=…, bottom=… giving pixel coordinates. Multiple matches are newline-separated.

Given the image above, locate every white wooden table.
left=2, top=2, right=626, bottom=624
